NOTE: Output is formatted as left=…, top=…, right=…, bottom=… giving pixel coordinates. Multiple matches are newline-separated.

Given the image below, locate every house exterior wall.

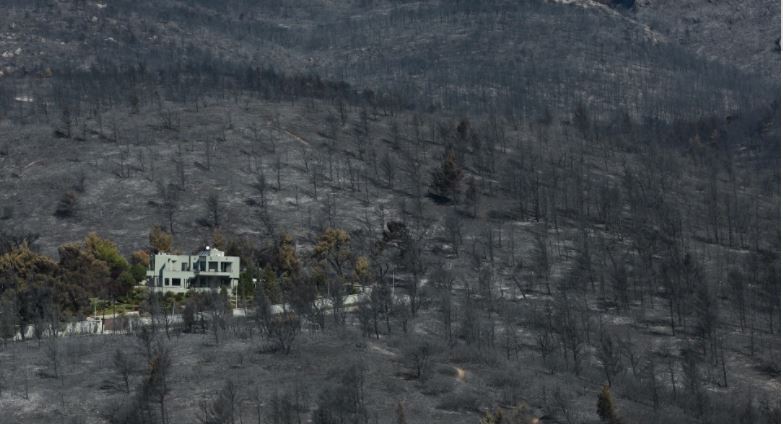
left=146, top=249, right=240, bottom=293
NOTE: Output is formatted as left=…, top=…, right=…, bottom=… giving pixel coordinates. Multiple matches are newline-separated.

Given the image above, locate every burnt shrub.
left=54, top=191, right=78, bottom=218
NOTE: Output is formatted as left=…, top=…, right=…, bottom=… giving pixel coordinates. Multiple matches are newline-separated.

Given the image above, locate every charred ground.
left=0, top=1, right=779, bottom=424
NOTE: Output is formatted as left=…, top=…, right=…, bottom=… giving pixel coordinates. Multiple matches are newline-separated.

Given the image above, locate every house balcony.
left=194, top=269, right=234, bottom=277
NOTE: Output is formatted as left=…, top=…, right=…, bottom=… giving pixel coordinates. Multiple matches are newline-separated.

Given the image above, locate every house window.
left=181, top=263, right=189, bottom=271
left=221, top=262, right=232, bottom=272
left=209, top=261, right=218, bottom=272
left=164, top=278, right=170, bottom=286
left=172, top=278, right=181, bottom=286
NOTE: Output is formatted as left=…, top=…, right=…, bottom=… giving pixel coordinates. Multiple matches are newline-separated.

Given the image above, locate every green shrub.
left=129, top=263, right=147, bottom=282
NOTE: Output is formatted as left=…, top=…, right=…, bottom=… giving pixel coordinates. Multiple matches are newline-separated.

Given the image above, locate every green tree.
left=83, top=232, right=129, bottom=279
left=116, top=270, right=139, bottom=296
left=130, top=264, right=148, bottom=283
left=0, top=243, right=59, bottom=293
left=58, top=242, right=111, bottom=294
left=68, top=233, right=131, bottom=300
left=262, top=266, right=282, bottom=304
left=82, top=233, right=132, bottom=299
left=237, top=270, right=256, bottom=302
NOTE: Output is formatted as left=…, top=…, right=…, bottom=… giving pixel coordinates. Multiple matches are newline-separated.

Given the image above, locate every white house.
left=146, top=247, right=239, bottom=293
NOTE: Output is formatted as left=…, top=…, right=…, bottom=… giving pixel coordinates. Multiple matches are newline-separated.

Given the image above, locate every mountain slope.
left=634, top=0, right=780, bottom=80
left=0, top=0, right=777, bottom=122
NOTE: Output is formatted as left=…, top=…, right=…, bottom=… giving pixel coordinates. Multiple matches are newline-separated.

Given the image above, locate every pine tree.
left=262, top=266, right=282, bottom=304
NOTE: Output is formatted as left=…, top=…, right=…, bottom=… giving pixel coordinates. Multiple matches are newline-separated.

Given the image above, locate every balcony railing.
left=195, top=269, right=233, bottom=276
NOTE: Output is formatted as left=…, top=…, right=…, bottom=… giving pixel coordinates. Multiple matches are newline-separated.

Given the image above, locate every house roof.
left=198, top=247, right=225, bottom=257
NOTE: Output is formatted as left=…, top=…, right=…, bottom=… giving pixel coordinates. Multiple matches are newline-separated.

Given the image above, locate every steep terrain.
left=634, top=0, right=780, bottom=80
left=0, top=1, right=779, bottom=424
left=0, top=0, right=777, bottom=120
